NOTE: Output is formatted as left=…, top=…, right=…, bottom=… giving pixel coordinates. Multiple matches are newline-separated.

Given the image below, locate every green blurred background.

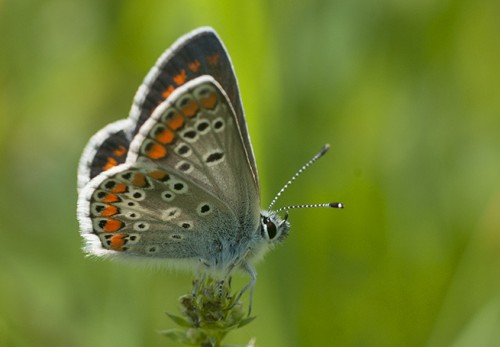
left=1, top=0, right=500, bottom=346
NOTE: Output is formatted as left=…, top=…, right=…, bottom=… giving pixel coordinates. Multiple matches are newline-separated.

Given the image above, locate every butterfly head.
left=260, top=210, right=290, bottom=244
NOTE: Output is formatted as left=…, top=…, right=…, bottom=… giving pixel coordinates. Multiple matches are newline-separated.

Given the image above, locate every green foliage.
left=161, top=278, right=255, bottom=346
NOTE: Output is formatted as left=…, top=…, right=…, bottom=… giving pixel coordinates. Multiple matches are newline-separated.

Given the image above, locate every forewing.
left=130, top=28, right=257, bottom=188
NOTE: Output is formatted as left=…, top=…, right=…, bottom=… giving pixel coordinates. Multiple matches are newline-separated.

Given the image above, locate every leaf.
left=237, top=316, right=256, bottom=328
left=166, top=312, right=192, bottom=327
left=159, top=329, right=192, bottom=344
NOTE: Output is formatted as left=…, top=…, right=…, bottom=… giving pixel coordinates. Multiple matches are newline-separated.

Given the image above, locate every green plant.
left=162, top=277, right=256, bottom=346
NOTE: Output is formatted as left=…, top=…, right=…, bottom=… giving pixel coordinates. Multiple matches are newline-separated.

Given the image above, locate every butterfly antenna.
left=275, top=202, right=344, bottom=214
left=268, top=144, right=332, bottom=210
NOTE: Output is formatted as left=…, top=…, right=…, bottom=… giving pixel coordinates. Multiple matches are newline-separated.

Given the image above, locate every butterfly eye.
left=266, top=221, right=277, bottom=240
left=261, top=216, right=278, bottom=240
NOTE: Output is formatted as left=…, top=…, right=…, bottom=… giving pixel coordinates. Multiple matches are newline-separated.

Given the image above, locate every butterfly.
left=77, top=27, right=343, bottom=308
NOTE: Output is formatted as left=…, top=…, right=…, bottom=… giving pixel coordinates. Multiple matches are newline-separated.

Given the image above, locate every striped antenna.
left=275, top=202, right=344, bottom=214
left=268, top=144, right=341, bottom=210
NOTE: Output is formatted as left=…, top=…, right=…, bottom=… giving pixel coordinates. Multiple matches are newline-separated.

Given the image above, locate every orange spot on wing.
left=113, top=145, right=127, bottom=157
left=146, top=142, right=167, bottom=159
left=206, top=53, right=220, bottom=65
left=132, top=172, right=147, bottom=187
left=101, top=205, right=118, bottom=217
left=200, top=92, right=218, bottom=110
left=162, top=85, right=175, bottom=99
left=182, top=100, right=199, bottom=117
left=166, top=113, right=184, bottom=130
left=103, top=157, right=118, bottom=171
left=173, top=69, right=187, bottom=86
left=188, top=60, right=201, bottom=72
left=155, top=127, right=175, bottom=144
left=110, top=234, right=126, bottom=251
left=111, top=182, right=127, bottom=193
left=148, top=169, right=169, bottom=181
left=103, top=219, right=123, bottom=232
left=102, top=193, right=120, bottom=203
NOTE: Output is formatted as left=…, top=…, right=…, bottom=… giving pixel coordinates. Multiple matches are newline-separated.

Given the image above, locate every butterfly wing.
left=78, top=77, right=260, bottom=269
left=77, top=120, right=131, bottom=191
left=78, top=162, right=241, bottom=268
left=78, top=27, right=258, bottom=193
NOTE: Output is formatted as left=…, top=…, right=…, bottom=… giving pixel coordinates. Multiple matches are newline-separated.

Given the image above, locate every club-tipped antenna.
left=268, top=144, right=331, bottom=211
left=275, top=202, right=344, bottom=214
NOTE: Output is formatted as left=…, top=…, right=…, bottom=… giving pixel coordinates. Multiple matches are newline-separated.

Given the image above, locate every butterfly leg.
left=216, top=275, right=233, bottom=303
left=234, top=260, right=256, bottom=316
